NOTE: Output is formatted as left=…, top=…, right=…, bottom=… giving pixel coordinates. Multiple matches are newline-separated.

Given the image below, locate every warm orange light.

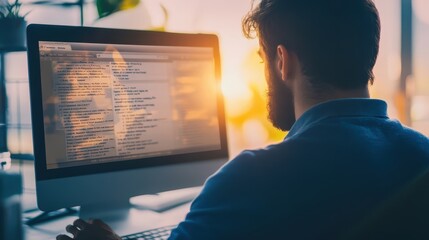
left=221, top=71, right=254, bottom=118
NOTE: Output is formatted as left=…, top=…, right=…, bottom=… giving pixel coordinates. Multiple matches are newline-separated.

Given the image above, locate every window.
left=0, top=0, right=426, bottom=159
left=411, top=0, right=429, bottom=136
left=1, top=0, right=82, bottom=158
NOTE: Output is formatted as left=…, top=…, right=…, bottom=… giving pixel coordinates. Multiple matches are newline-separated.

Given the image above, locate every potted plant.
left=95, top=0, right=167, bottom=31
left=0, top=0, right=28, bottom=51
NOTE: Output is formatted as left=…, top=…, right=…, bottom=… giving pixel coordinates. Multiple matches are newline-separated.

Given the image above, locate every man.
left=58, top=0, right=429, bottom=239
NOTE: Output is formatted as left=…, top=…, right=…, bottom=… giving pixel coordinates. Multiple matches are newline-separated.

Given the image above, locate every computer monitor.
left=27, top=24, right=228, bottom=221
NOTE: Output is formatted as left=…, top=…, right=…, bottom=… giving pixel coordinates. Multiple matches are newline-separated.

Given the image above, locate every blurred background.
left=0, top=0, right=428, bottom=160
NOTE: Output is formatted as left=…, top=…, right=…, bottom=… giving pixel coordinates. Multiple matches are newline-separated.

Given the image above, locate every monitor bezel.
left=27, top=24, right=228, bottom=181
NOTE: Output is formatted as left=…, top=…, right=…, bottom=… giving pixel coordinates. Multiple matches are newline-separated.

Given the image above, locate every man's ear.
left=276, top=45, right=289, bottom=82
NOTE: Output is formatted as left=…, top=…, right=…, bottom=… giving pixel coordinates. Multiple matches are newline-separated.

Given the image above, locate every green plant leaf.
left=96, top=0, right=140, bottom=19
left=149, top=4, right=168, bottom=31
left=0, top=0, right=27, bottom=19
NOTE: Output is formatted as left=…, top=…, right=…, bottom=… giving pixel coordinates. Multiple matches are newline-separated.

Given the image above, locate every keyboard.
left=121, top=225, right=176, bottom=240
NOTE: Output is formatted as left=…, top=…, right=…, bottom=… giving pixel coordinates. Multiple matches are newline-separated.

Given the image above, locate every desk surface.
left=12, top=160, right=191, bottom=240
left=24, top=202, right=190, bottom=240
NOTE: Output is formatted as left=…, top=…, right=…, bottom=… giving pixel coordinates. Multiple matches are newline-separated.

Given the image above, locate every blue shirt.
left=169, top=99, right=429, bottom=239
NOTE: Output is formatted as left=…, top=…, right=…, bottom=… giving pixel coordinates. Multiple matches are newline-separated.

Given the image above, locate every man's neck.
left=294, top=86, right=370, bottom=120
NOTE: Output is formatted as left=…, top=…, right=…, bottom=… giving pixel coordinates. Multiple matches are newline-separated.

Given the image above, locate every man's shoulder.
left=215, top=138, right=306, bottom=179
left=231, top=139, right=302, bottom=163
left=392, top=123, right=429, bottom=156
left=397, top=122, right=429, bottom=142
left=190, top=140, right=305, bottom=212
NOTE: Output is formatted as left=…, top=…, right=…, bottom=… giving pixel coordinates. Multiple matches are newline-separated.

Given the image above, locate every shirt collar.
left=286, top=98, right=388, bottom=139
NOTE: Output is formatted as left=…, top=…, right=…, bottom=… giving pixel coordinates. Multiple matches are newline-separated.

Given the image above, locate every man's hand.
left=56, top=219, right=121, bottom=240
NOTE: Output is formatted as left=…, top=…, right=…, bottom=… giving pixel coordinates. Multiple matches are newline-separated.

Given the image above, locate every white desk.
left=12, top=161, right=191, bottom=240
left=24, top=202, right=190, bottom=240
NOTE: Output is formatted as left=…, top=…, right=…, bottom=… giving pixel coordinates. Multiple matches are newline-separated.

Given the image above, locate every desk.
left=12, top=161, right=191, bottom=240
left=24, top=202, right=191, bottom=240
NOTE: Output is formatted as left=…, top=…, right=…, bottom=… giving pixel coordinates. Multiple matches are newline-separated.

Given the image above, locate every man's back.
left=169, top=99, right=429, bottom=239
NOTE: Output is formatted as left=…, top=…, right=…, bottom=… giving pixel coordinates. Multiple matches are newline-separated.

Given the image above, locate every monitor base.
left=25, top=208, right=78, bottom=226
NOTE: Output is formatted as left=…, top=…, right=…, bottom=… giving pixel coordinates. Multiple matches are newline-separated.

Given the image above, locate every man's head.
left=243, top=0, right=381, bottom=131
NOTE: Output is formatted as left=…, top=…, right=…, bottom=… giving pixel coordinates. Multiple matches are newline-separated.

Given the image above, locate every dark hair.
left=243, top=0, right=380, bottom=89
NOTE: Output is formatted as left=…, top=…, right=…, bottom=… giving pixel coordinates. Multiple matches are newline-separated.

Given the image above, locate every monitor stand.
left=78, top=186, right=201, bottom=236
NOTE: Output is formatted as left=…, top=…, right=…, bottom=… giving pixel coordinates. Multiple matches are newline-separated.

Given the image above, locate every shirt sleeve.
left=168, top=150, right=264, bottom=240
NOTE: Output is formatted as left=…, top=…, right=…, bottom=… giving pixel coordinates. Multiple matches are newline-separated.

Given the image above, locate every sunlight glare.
left=221, top=71, right=253, bottom=118
left=242, top=118, right=269, bottom=148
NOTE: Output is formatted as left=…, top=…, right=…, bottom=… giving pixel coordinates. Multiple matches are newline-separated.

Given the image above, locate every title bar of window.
left=39, top=43, right=72, bottom=51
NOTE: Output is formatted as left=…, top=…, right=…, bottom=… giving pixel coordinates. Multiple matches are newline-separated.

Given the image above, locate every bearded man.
left=58, top=0, right=429, bottom=239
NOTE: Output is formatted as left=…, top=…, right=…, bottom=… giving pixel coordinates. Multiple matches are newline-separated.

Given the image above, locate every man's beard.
left=266, top=64, right=296, bottom=131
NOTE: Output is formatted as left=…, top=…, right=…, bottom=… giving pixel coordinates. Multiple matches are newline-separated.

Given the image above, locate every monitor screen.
left=38, top=41, right=222, bottom=170
left=28, top=25, right=227, bottom=182
left=28, top=25, right=228, bottom=214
